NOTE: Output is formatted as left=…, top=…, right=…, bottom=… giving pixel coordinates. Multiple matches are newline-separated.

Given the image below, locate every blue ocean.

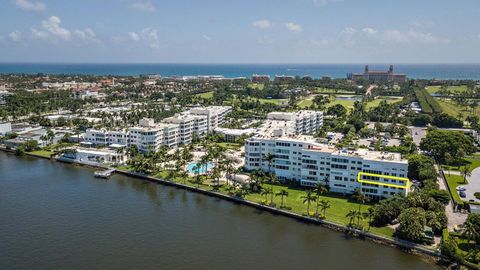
left=0, top=63, right=479, bottom=80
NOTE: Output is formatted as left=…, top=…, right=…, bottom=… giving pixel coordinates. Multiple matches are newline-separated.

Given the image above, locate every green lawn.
left=243, top=183, right=394, bottom=237
left=442, top=155, right=480, bottom=171
left=326, top=96, right=360, bottom=109
left=297, top=97, right=314, bottom=108
left=196, top=91, right=214, bottom=99
left=216, top=142, right=242, bottom=149
left=426, top=85, right=469, bottom=94
left=365, top=96, right=403, bottom=109
left=248, top=83, right=265, bottom=90
left=28, top=150, right=54, bottom=158
left=444, top=174, right=466, bottom=205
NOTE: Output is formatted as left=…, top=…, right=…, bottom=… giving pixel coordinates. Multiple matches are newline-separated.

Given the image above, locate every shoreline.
left=1, top=149, right=448, bottom=266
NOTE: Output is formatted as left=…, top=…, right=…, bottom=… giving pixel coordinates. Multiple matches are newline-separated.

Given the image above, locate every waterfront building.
left=244, top=134, right=409, bottom=199
left=251, top=74, right=270, bottom=83
left=84, top=106, right=231, bottom=151
left=351, top=65, right=406, bottom=83
left=265, top=110, right=323, bottom=135
left=274, top=75, right=295, bottom=83
left=214, top=127, right=257, bottom=142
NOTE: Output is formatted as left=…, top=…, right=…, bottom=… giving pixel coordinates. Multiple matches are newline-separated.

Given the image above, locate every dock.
left=94, top=169, right=115, bottom=179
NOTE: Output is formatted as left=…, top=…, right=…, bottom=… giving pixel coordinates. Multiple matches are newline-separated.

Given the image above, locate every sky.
left=0, top=0, right=479, bottom=64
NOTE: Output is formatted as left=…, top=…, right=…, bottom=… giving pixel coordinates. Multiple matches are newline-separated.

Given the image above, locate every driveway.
left=408, top=126, right=427, bottom=146
left=463, top=167, right=480, bottom=203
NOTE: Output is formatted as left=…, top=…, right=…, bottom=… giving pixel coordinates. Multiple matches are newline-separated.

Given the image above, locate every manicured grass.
left=297, top=97, right=314, bottom=108
left=436, top=98, right=480, bottom=120
left=444, top=174, right=466, bottom=205
left=216, top=142, right=242, bottom=149
left=258, top=98, right=288, bottom=105
left=243, top=183, right=394, bottom=237
left=326, top=96, right=360, bottom=109
left=365, top=96, right=403, bottom=109
left=28, top=150, right=54, bottom=158
left=248, top=83, right=265, bottom=90
left=196, top=91, right=214, bottom=99
left=442, top=155, right=480, bottom=171
left=426, top=85, right=469, bottom=94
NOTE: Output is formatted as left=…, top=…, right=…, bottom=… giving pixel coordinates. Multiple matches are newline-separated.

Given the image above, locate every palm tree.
left=275, top=189, right=289, bottom=208
left=261, top=187, right=272, bottom=203
left=362, top=207, right=375, bottom=231
left=463, top=220, right=478, bottom=250
left=302, top=190, right=317, bottom=216
left=314, top=184, right=328, bottom=216
left=461, top=165, right=473, bottom=184
left=262, top=153, right=275, bottom=178
left=351, top=189, right=369, bottom=225
left=346, top=209, right=358, bottom=226
left=318, top=199, right=331, bottom=219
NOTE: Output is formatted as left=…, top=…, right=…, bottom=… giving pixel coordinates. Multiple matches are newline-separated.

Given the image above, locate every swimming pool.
left=187, top=162, right=214, bottom=174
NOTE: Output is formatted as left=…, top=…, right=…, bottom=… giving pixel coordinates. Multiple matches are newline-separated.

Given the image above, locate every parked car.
left=456, top=186, right=466, bottom=192
left=459, top=191, right=466, bottom=198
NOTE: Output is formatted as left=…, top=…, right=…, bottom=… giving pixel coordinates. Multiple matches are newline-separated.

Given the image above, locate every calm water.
left=0, top=63, right=479, bottom=80
left=0, top=152, right=441, bottom=270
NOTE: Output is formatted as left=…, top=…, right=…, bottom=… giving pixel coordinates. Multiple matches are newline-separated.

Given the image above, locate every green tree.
left=275, top=189, right=289, bottom=208
left=461, top=165, right=473, bottom=184
left=302, top=190, right=317, bottom=216
left=318, top=199, right=331, bottom=219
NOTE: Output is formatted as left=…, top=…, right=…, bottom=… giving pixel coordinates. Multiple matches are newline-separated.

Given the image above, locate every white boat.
left=94, top=169, right=115, bottom=179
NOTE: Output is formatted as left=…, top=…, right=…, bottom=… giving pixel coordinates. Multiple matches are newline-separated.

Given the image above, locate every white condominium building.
left=189, top=106, right=232, bottom=131
left=244, top=134, right=409, bottom=199
left=263, top=110, right=323, bottom=136
left=84, top=106, right=231, bottom=151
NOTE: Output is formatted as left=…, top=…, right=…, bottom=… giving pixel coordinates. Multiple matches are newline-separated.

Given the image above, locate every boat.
left=94, top=169, right=115, bottom=179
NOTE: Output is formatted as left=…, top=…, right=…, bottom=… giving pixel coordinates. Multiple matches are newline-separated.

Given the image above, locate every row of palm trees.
left=301, top=184, right=331, bottom=218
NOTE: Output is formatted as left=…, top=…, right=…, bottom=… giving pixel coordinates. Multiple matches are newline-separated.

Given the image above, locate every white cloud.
left=202, top=34, right=212, bottom=41
left=253, top=20, right=272, bottom=29
left=14, top=0, right=46, bottom=12
left=128, top=28, right=160, bottom=48
left=362, top=27, right=377, bottom=35
left=130, top=0, right=156, bottom=12
left=9, top=31, right=22, bottom=42
left=382, top=29, right=447, bottom=44
left=128, top=32, right=140, bottom=41
left=74, top=28, right=101, bottom=45
left=285, top=22, right=303, bottom=33
left=31, top=16, right=71, bottom=41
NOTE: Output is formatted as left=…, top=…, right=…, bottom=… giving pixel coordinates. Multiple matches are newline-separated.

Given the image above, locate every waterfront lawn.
left=445, top=174, right=466, bottom=205
left=28, top=150, right=54, bottom=158
left=242, top=183, right=394, bottom=238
